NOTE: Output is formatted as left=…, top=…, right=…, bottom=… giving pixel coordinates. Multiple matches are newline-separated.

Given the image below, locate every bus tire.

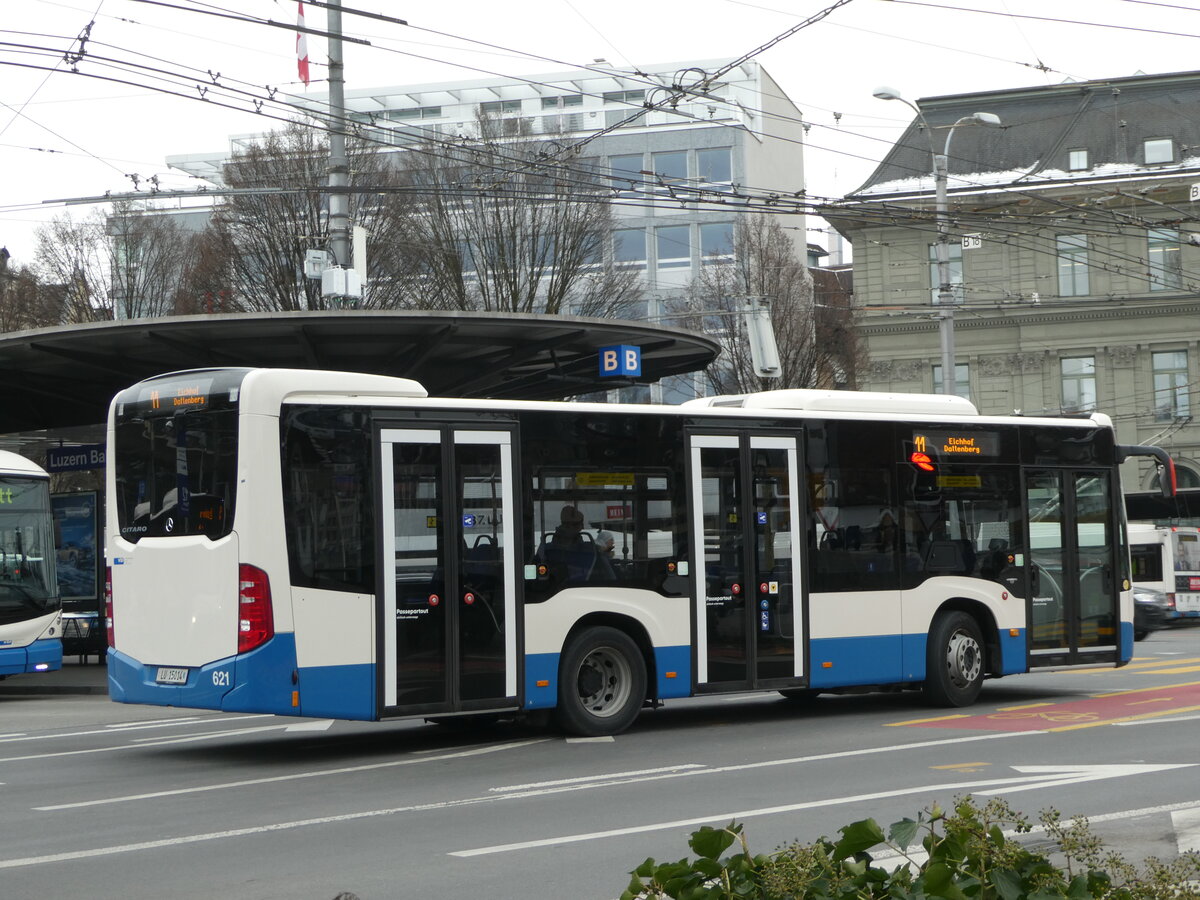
left=924, top=611, right=985, bottom=707
left=555, top=626, right=646, bottom=737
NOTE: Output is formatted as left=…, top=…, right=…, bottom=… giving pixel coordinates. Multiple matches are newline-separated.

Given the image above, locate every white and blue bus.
left=104, top=368, right=1172, bottom=735
left=0, top=451, right=61, bottom=678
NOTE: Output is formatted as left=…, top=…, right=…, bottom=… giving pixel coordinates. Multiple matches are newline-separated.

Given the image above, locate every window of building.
left=1060, top=356, right=1097, bottom=412
left=609, top=153, right=643, bottom=197
left=605, top=109, right=643, bottom=128
left=1056, top=234, right=1090, bottom=296
left=697, top=148, right=732, bottom=189
left=386, top=106, right=442, bottom=120
left=655, top=225, right=690, bottom=268
left=932, top=363, right=970, bottom=400
left=603, top=90, right=645, bottom=104
left=613, top=229, right=647, bottom=268
left=927, top=241, right=964, bottom=304
left=1148, top=228, right=1183, bottom=291
left=1153, top=350, right=1189, bottom=422
left=651, top=151, right=688, bottom=186
left=480, top=99, right=523, bottom=115
left=1068, top=148, right=1089, bottom=171
left=699, top=222, right=734, bottom=263
left=1144, top=138, right=1175, bottom=164
left=540, top=94, right=583, bottom=108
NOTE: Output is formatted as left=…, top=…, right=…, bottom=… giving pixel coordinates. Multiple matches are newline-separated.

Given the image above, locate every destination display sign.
left=913, top=430, right=1001, bottom=459
left=140, top=377, right=214, bottom=412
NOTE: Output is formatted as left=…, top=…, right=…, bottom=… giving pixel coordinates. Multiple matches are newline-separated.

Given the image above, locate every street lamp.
left=873, top=86, right=1002, bottom=395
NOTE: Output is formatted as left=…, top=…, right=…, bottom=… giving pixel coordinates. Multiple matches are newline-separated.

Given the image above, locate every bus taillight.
left=104, top=566, right=115, bottom=648
left=238, top=564, right=274, bottom=653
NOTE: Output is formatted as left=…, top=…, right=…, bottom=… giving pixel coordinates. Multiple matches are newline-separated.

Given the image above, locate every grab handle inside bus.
left=1116, top=444, right=1177, bottom=498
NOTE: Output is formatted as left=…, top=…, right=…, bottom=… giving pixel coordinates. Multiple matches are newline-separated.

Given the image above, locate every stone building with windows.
left=827, top=70, right=1200, bottom=492
left=167, top=59, right=808, bottom=404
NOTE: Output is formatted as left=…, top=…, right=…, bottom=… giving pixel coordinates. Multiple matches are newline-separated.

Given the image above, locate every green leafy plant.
left=620, top=797, right=1200, bottom=900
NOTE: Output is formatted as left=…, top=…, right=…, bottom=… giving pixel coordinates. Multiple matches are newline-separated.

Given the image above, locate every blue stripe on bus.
left=809, top=635, right=904, bottom=687
left=109, top=635, right=300, bottom=715
left=296, top=662, right=375, bottom=720
left=0, top=637, right=62, bottom=676
left=525, top=645, right=692, bottom=709
left=998, top=628, right=1027, bottom=674
left=655, top=645, right=691, bottom=698
left=810, top=628, right=1029, bottom=686
left=524, top=652, right=558, bottom=709
left=1121, top=620, right=1134, bottom=661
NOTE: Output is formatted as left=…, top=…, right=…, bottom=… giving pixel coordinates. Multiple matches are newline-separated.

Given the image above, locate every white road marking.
left=491, top=764, right=706, bottom=793
left=565, top=736, right=614, bottom=743
left=129, top=725, right=300, bottom=745
left=1173, top=807, right=1200, bottom=855
left=0, top=714, right=272, bottom=747
left=449, top=763, right=1195, bottom=857
left=34, top=739, right=548, bottom=810
left=1116, top=713, right=1200, bottom=726
left=285, top=719, right=334, bottom=732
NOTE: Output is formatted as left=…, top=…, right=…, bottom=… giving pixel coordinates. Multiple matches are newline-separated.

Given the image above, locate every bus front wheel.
left=555, top=626, right=646, bottom=737
left=924, top=611, right=985, bottom=707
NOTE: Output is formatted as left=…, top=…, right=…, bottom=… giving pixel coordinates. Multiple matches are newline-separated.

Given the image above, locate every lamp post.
left=873, top=87, right=1001, bottom=395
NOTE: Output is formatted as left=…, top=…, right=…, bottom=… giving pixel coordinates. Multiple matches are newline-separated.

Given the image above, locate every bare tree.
left=195, top=119, right=406, bottom=312
left=33, top=211, right=109, bottom=323
left=0, top=249, right=61, bottom=331
left=106, top=201, right=199, bottom=319
left=368, top=115, right=642, bottom=316
left=33, top=203, right=196, bottom=322
left=675, top=214, right=860, bottom=393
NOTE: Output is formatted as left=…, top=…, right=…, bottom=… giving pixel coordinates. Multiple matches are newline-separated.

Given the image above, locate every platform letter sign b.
left=600, top=344, right=642, bottom=378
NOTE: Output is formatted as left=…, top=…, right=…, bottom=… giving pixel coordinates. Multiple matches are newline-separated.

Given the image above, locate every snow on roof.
left=852, top=155, right=1200, bottom=198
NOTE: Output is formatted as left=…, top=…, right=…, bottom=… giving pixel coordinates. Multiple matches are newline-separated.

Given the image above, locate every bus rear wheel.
left=555, top=626, right=646, bottom=737
left=924, top=611, right=985, bottom=707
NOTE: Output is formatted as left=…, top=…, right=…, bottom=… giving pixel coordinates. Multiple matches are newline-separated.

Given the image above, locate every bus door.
left=378, top=427, right=518, bottom=717
left=1025, top=469, right=1119, bottom=661
left=689, top=433, right=806, bottom=690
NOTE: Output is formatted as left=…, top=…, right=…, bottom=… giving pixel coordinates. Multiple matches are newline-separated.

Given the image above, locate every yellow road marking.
left=1048, top=703, right=1200, bottom=732
left=930, top=762, right=989, bottom=770
left=1088, top=680, right=1200, bottom=699
left=995, top=702, right=1055, bottom=711
left=1075, top=657, right=1200, bottom=675
left=884, top=714, right=970, bottom=727
left=1145, top=665, right=1200, bottom=674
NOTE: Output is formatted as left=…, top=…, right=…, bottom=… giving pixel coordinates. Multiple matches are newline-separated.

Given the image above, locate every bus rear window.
left=113, top=374, right=243, bottom=543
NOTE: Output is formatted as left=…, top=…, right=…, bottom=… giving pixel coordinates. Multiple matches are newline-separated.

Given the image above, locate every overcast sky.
left=3, top=0, right=1199, bottom=266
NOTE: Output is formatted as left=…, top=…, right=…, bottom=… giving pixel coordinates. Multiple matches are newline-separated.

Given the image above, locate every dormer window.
left=1144, top=138, right=1174, bottom=164
left=1068, top=148, right=1088, bottom=171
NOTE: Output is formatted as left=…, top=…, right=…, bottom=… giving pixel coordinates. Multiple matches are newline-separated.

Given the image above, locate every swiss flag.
left=296, top=2, right=310, bottom=87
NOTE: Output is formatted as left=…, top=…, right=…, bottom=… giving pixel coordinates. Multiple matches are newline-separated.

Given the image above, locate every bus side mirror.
left=1116, top=444, right=1176, bottom=499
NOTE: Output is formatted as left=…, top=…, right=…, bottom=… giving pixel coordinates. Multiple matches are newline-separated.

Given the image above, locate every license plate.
left=155, top=667, right=189, bottom=685
left=1177, top=593, right=1200, bottom=612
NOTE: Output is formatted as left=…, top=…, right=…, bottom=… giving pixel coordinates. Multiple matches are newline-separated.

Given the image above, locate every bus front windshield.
left=0, top=476, right=59, bottom=625
left=113, top=372, right=244, bottom=543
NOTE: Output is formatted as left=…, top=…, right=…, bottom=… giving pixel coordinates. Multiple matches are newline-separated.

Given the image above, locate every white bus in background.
left=0, top=451, right=61, bottom=678
left=104, top=368, right=1173, bottom=736
left=1128, top=523, right=1200, bottom=620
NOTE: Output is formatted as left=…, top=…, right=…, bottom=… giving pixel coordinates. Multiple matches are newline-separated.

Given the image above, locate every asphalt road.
left=5, top=626, right=1200, bottom=899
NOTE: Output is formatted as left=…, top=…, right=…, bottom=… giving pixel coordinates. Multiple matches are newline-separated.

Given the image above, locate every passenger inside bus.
left=537, top=506, right=615, bottom=583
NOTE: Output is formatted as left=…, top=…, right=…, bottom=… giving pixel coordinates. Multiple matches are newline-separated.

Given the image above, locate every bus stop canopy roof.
left=0, top=310, right=720, bottom=434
